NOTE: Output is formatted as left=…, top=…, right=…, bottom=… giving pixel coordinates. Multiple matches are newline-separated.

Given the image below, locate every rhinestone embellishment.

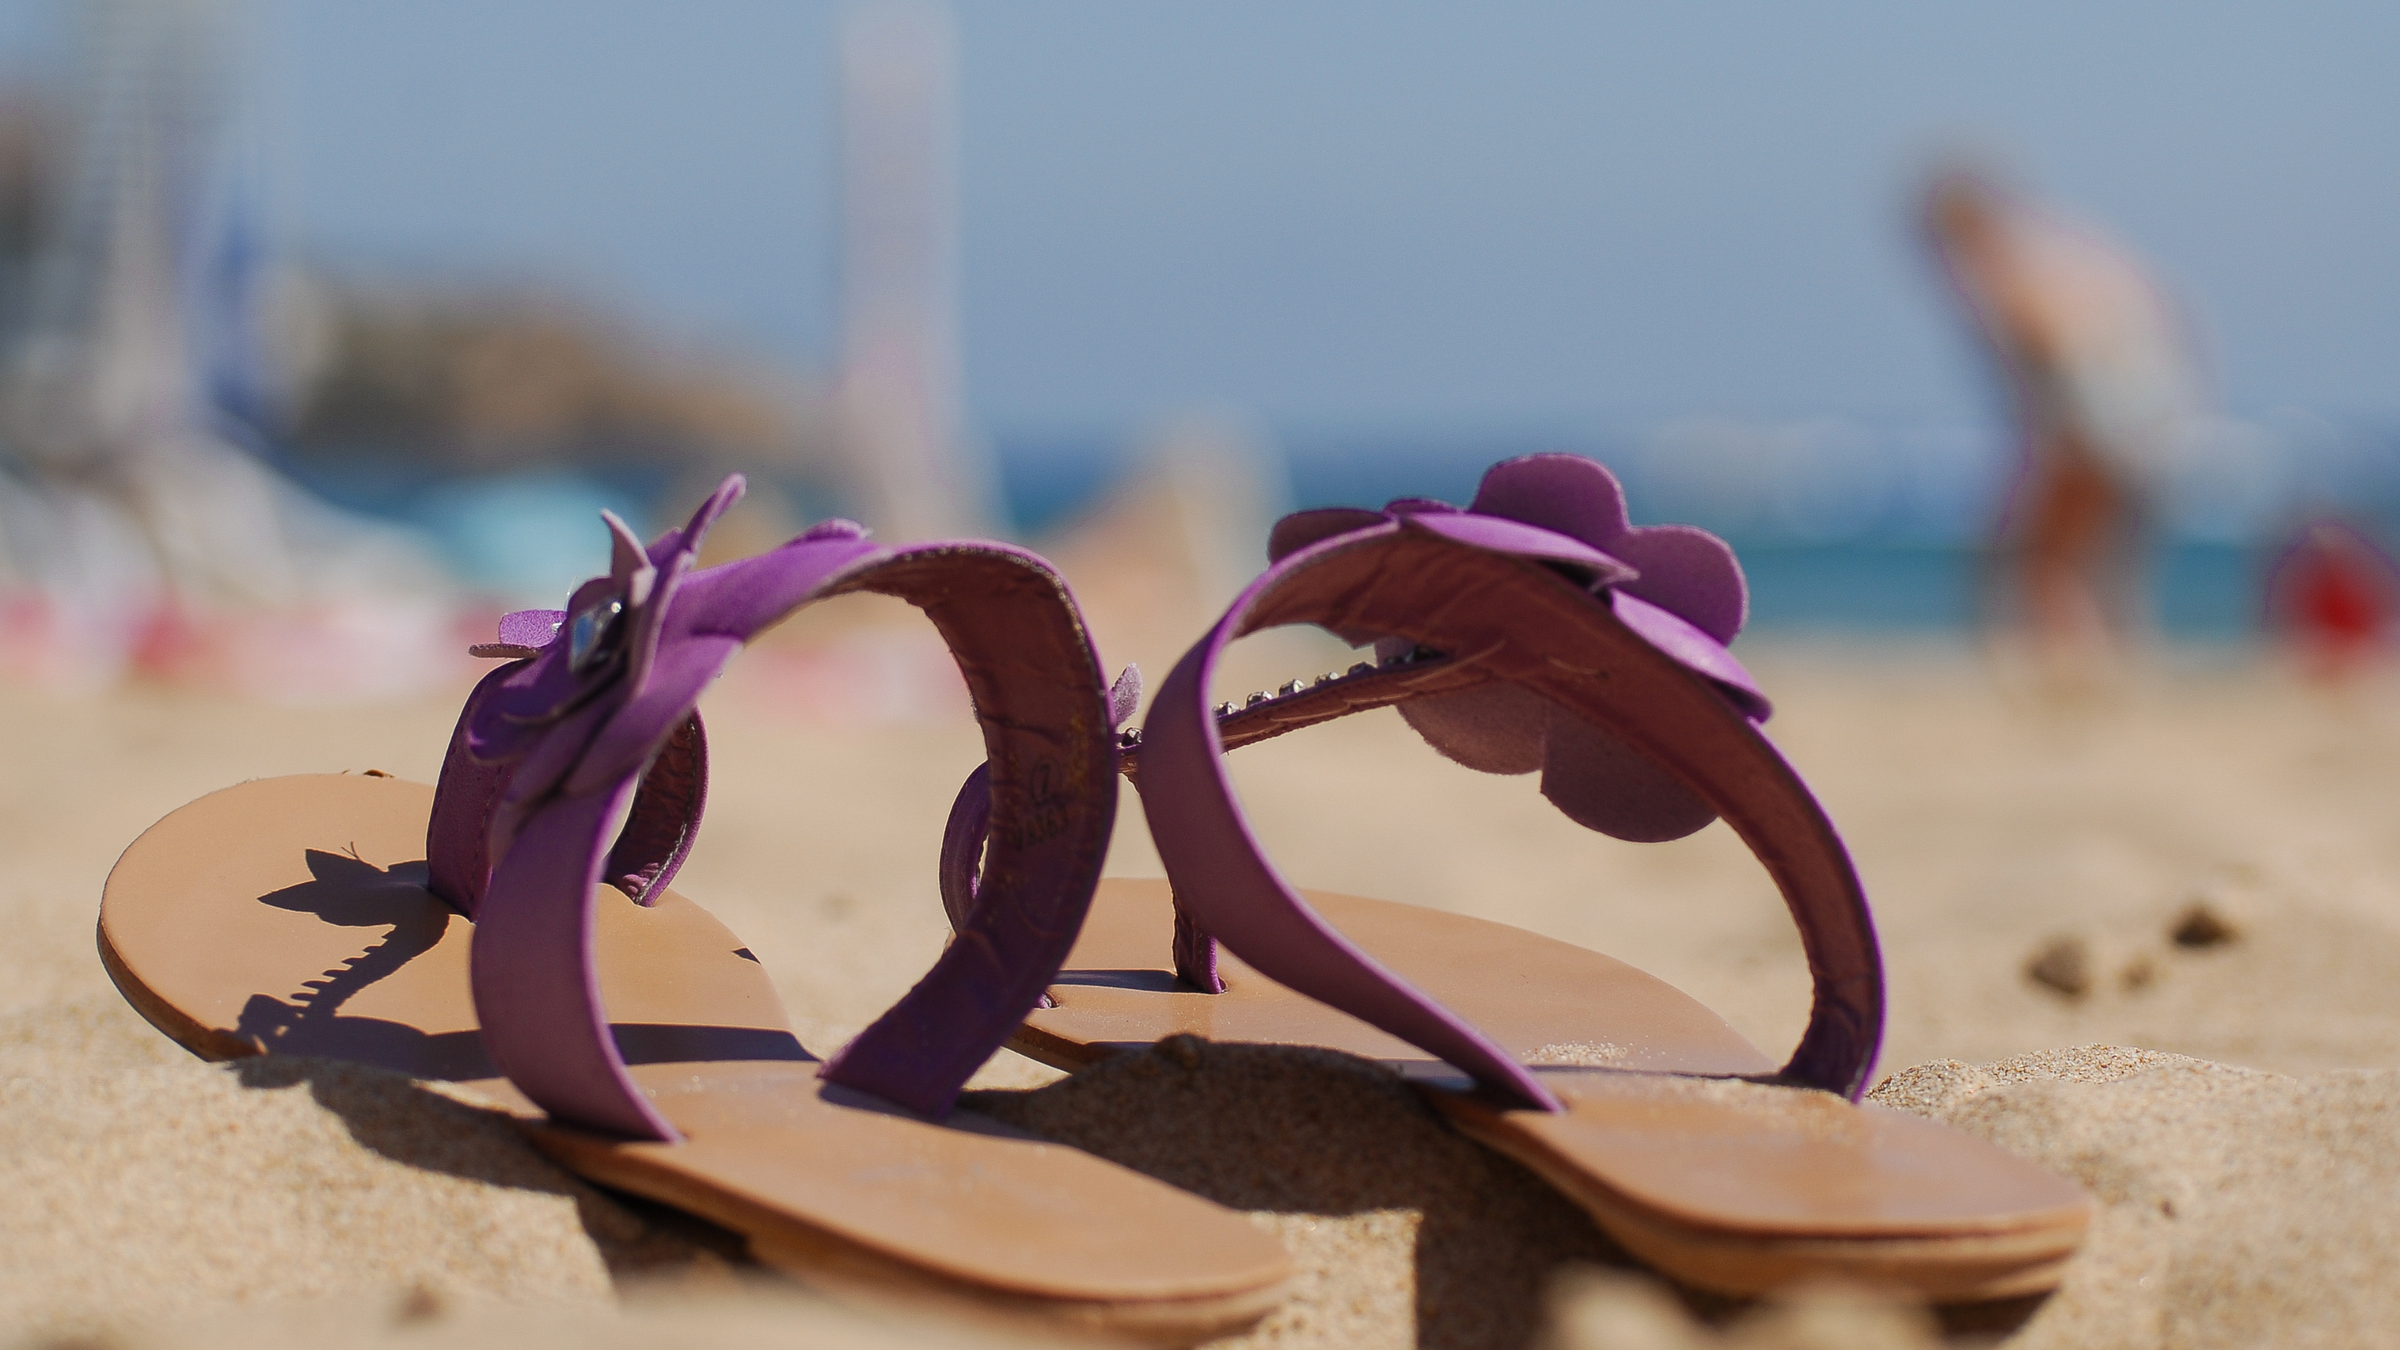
left=566, top=596, right=626, bottom=673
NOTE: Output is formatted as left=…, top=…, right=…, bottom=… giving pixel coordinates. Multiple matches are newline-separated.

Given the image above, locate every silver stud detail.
left=1347, top=662, right=1373, bottom=677
left=1215, top=701, right=1237, bottom=719
left=1278, top=679, right=1306, bottom=698
left=1245, top=690, right=1270, bottom=708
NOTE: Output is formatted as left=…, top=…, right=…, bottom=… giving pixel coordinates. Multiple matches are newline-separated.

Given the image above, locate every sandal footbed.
left=1019, top=878, right=1774, bottom=1076
left=100, top=774, right=1293, bottom=1332
left=1015, top=878, right=2092, bottom=1300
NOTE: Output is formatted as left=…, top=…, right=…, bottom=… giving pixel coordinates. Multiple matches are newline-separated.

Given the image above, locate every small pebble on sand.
left=2171, top=902, right=2242, bottom=949
left=2026, top=935, right=2093, bottom=998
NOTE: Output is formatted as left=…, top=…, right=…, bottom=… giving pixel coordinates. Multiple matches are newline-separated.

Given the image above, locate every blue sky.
left=9, top=2, right=2400, bottom=433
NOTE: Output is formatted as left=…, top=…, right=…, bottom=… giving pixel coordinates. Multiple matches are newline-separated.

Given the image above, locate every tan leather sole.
left=1013, top=879, right=2091, bottom=1302
left=99, top=775, right=1292, bottom=1345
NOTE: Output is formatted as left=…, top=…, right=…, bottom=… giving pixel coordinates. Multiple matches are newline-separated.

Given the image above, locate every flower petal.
left=1537, top=704, right=1720, bottom=842
left=647, top=474, right=749, bottom=567
left=495, top=609, right=566, bottom=651
left=1401, top=512, right=1640, bottom=587
left=621, top=542, right=690, bottom=697
left=602, top=511, right=656, bottom=609
left=1465, top=453, right=1632, bottom=555
left=1608, top=524, right=1748, bottom=646
left=1608, top=591, right=1771, bottom=722
left=1395, top=681, right=1549, bottom=775
left=1108, top=664, right=1143, bottom=730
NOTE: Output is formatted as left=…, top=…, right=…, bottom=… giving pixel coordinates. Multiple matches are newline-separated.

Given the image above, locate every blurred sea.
left=998, top=416, right=2395, bottom=639
left=289, top=412, right=2400, bottom=638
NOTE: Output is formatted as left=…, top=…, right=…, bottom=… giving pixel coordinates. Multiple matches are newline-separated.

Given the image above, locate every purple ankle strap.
left=1133, top=455, right=1884, bottom=1106
left=426, top=477, right=1118, bottom=1140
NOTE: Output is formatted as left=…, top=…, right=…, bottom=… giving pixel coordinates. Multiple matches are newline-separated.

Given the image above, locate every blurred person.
left=2265, top=519, right=2400, bottom=681
left=1923, top=163, right=2208, bottom=679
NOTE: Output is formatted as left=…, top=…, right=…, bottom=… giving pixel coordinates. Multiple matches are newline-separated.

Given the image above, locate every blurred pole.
left=836, top=0, right=992, bottom=542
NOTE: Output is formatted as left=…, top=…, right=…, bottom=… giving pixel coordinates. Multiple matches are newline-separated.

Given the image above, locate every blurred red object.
left=2266, top=521, right=2400, bottom=677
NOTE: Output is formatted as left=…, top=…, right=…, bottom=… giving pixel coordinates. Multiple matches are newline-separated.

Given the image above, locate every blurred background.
left=0, top=0, right=2396, bottom=693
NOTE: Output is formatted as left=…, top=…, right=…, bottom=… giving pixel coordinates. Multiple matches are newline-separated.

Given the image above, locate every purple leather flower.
left=1268, top=453, right=1768, bottom=843
left=457, top=481, right=740, bottom=851
left=456, top=475, right=883, bottom=861
left=469, top=486, right=725, bottom=735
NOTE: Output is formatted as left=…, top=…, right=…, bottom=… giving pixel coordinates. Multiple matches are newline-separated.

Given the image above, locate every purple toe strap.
left=1139, top=520, right=1885, bottom=1105
left=426, top=478, right=1117, bottom=1140
left=429, top=688, right=708, bottom=918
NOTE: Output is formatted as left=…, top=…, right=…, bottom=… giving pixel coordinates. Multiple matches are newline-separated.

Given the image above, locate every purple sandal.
left=998, top=454, right=2092, bottom=1300
left=99, top=477, right=1292, bottom=1339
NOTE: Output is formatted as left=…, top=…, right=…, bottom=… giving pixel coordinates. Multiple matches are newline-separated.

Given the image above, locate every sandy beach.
left=8, top=625, right=2400, bottom=1349
left=0, top=0, right=2385, bottom=1341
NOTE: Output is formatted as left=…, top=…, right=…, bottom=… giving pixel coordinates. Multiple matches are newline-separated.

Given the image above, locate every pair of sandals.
left=99, top=454, right=2091, bottom=1343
